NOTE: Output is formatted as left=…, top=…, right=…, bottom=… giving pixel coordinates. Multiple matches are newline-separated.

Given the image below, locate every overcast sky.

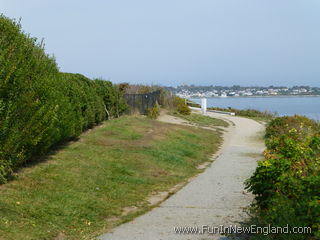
left=2, top=0, right=320, bottom=86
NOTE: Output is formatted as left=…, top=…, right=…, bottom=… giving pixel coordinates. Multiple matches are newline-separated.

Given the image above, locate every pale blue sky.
left=1, top=0, right=320, bottom=86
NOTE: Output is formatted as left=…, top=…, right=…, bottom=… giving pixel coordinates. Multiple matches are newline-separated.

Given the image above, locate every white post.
left=201, top=98, right=207, bottom=114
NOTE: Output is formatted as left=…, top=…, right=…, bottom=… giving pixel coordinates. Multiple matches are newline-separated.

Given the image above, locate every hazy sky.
left=2, top=0, right=320, bottom=86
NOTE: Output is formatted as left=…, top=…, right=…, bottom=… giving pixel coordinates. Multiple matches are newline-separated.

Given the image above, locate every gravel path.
left=98, top=111, right=265, bottom=240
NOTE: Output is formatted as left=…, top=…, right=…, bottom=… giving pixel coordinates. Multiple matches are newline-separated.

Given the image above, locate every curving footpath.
left=98, top=111, right=265, bottom=240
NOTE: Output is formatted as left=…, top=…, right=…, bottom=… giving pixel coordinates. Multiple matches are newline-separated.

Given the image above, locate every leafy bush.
left=147, top=103, right=160, bottom=119
left=95, top=79, right=128, bottom=118
left=265, top=115, right=319, bottom=139
left=245, top=115, right=320, bottom=239
left=174, top=96, right=191, bottom=115
left=0, top=15, right=126, bottom=183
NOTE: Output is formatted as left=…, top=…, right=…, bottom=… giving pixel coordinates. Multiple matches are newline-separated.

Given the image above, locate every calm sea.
left=191, top=96, right=320, bottom=120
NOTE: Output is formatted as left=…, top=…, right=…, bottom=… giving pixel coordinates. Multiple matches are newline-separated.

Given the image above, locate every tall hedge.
left=0, top=15, right=126, bottom=183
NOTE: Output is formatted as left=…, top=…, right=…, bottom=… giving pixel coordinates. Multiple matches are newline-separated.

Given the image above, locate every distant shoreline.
left=189, top=94, right=320, bottom=99
left=187, top=94, right=320, bottom=121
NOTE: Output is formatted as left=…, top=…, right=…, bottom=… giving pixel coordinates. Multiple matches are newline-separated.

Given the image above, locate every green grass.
left=0, top=115, right=222, bottom=240
left=208, top=107, right=276, bottom=123
left=237, top=114, right=274, bottom=125
left=173, top=112, right=229, bottom=128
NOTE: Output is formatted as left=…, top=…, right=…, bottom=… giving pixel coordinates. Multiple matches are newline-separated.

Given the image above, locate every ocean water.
left=191, top=96, right=320, bottom=120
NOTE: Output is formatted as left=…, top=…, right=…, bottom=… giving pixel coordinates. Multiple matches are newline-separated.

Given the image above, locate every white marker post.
left=201, top=98, right=207, bottom=114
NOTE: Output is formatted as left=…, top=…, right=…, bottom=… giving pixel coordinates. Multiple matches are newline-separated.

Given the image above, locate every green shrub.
left=265, top=115, right=319, bottom=139
left=0, top=15, right=126, bottom=183
left=94, top=79, right=127, bottom=118
left=0, top=159, right=12, bottom=183
left=147, top=103, right=160, bottom=119
left=174, top=96, right=191, bottom=115
left=244, top=115, right=320, bottom=239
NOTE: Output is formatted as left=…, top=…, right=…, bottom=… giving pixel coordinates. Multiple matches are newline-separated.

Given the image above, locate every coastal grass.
left=0, top=115, right=222, bottom=240
left=208, top=107, right=276, bottom=123
left=239, top=113, right=275, bottom=124
left=173, top=112, right=229, bottom=128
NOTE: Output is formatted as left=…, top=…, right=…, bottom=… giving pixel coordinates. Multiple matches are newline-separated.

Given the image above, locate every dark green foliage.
left=245, top=115, right=320, bottom=239
left=95, top=79, right=127, bottom=118
left=0, top=15, right=126, bottom=183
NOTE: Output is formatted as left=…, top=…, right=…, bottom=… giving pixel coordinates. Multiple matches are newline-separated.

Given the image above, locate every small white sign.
left=201, top=98, right=207, bottom=114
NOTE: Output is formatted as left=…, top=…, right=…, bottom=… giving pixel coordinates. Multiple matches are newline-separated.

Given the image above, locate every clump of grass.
left=0, top=115, right=221, bottom=240
left=209, top=107, right=276, bottom=122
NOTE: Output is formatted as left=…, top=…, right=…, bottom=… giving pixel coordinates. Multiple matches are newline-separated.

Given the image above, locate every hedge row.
left=245, top=115, right=320, bottom=239
left=0, top=15, right=127, bottom=183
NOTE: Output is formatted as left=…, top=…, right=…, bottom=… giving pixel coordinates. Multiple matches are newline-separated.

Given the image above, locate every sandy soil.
left=98, top=109, right=265, bottom=240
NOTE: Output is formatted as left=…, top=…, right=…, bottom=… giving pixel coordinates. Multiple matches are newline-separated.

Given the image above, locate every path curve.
left=98, top=110, right=265, bottom=240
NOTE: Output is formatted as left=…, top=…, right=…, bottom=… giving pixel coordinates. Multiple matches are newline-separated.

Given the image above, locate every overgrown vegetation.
left=147, top=103, right=160, bottom=119
left=121, top=83, right=191, bottom=116
left=0, top=116, right=222, bottom=240
left=209, top=107, right=276, bottom=120
left=243, top=115, right=320, bottom=240
left=125, top=84, right=191, bottom=112
left=174, top=96, right=191, bottom=115
left=0, top=15, right=126, bottom=183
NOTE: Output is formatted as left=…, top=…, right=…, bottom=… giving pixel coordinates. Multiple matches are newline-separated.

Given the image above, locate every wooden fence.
left=123, top=90, right=161, bottom=115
